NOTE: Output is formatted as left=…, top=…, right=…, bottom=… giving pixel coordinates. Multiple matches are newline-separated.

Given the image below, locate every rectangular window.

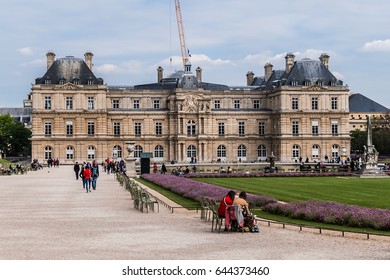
left=253, top=100, right=260, bottom=109
left=87, top=80, right=93, bottom=85
left=153, top=100, right=160, bottom=109
left=155, top=122, right=162, bottom=135
left=259, top=122, right=265, bottom=135
left=331, top=97, right=338, bottom=110
left=66, top=121, right=73, bottom=136
left=292, top=97, right=298, bottom=110
left=311, top=97, right=318, bottom=110
left=312, top=120, right=319, bottom=136
left=234, top=100, right=240, bottom=109
left=87, top=121, right=95, bottom=136
left=332, top=120, right=338, bottom=136
left=218, top=122, right=225, bottom=136
left=239, top=122, right=245, bottom=136
left=87, top=97, right=94, bottom=109
left=135, top=122, right=142, bottom=136
left=214, top=100, right=221, bottom=109
left=113, top=122, right=121, bottom=136
left=292, top=121, right=299, bottom=136
left=133, top=99, right=140, bottom=109
left=44, top=122, right=52, bottom=135
left=66, top=97, right=73, bottom=110
left=44, top=96, right=52, bottom=110
left=112, top=99, right=120, bottom=109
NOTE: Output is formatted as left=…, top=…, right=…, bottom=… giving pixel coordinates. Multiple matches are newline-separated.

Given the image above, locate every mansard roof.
left=35, top=56, right=104, bottom=85
left=283, top=58, right=339, bottom=86
left=349, top=93, right=389, bottom=113
left=261, top=58, right=343, bottom=90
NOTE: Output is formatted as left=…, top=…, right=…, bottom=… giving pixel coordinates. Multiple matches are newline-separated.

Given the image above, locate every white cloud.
left=18, top=47, right=33, bottom=56
left=94, top=64, right=119, bottom=74
left=362, top=39, right=390, bottom=52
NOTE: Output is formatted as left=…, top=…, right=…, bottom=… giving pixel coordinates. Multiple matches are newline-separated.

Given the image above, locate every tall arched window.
left=292, top=144, right=300, bottom=159
left=332, top=144, right=339, bottom=159
left=66, top=146, right=74, bottom=160
left=87, top=145, right=95, bottom=160
left=134, top=145, right=143, bottom=158
left=237, top=144, right=247, bottom=157
left=187, top=145, right=196, bottom=159
left=217, top=145, right=227, bottom=158
left=44, top=146, right=52, bottom=160
left=312, top=144, right=320, bottom=159
left=112, top=145, right=122, bottom=159
left=187, top=120, right=196, bottom=136
left=258, top=145, right=267, bottom=159
left=154, top=145, right=164, bottom=158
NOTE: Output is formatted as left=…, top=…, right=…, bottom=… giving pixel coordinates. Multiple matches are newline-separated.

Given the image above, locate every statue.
left=125, top=141, right=137, bottom=177
left=360, top=115, right=386, bottom=177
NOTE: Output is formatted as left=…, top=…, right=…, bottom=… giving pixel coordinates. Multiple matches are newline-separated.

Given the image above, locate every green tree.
left=0, top=114, right=31, bottom=157
left=350, top=129, right=366, bottom=154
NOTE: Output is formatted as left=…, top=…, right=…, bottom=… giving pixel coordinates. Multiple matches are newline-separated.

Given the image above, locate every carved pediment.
left=55, top=83, right=82, bottom=90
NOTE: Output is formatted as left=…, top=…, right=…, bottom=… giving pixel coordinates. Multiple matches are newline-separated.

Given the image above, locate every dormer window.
left=59, top=79, right=65, bottom=85
left=73, top=78, right=80, bottom=85
left=304, top=79, right=311, bottom=86
left=87, top=77, right=94, bottom=85
left=316, top=80, right=323, bottom=86
left=45, top=79, right=51, bottom=85
left=291, top=80, right=298, bottom=86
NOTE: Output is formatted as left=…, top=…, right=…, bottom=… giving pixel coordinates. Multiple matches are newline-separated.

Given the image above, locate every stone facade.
left=30, top=52, right=351, bottom=164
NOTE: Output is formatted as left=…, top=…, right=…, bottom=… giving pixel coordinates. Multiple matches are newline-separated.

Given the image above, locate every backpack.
left=92, top=166, right=98, bottom=177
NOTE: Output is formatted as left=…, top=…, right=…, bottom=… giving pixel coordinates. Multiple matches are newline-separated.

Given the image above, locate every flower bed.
left=140, top=174, right=276, bottom=206
left=263, top=200, right=390, bottom=231
left=141, top=173, right=390, bottom=231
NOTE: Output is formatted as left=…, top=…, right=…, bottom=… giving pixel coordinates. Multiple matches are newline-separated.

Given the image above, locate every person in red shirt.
left=83, top=165, right=92, bottom=193
left=218, top=190, right=236, bottom=218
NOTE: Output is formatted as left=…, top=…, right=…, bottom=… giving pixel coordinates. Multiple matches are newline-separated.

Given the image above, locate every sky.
left=0, top=0, right=390, bottom=108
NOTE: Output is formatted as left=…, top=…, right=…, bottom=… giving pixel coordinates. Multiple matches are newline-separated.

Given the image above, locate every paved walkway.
left=0, top=166, right=389, bottom=260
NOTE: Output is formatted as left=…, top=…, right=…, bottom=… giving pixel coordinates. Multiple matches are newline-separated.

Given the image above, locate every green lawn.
left=195, top=177, right=390, bottom=209
left=137, top=178, right=201, bottom=209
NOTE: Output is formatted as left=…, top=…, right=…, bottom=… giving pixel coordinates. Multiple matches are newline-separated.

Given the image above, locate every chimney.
left=285, top=53, right=295, bottom=74
left=84, top=51, right=94, bottom=70
left=264, top=63, right=273, bottom=82
left=319, top=53, right=330, bottom=69
left=157, top=66, right=163, bottom=82
left=246, top=71, right=254, bottom=86
left=46, top=51, right=55, bottom=70
left=196, top=67, right=202, bottom=82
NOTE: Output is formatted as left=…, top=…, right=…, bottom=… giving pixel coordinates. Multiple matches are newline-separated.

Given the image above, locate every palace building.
left=29, top=51, right=351, bottom=164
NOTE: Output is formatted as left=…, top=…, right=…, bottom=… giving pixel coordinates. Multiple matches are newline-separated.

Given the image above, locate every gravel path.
left=0, top=166, right=389, bottom=260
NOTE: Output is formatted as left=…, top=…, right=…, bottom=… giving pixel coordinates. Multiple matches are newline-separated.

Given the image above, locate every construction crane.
left=174, top=0, right=190, bottom=69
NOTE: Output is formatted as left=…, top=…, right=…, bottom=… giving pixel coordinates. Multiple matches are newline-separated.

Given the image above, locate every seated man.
left=233, top=191, right=251, bottom=217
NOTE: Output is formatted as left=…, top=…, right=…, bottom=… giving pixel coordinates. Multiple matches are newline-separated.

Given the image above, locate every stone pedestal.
left=125, top=141, right=138, bottom=178
left=358, top=116, right=388, bottom=178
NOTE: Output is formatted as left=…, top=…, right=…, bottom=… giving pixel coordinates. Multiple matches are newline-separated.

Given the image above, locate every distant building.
left=349, top=93, right=389, bottom=131
left=0, top=107, right=32, bottom=127
left=28, top=51, right=353, bottom=164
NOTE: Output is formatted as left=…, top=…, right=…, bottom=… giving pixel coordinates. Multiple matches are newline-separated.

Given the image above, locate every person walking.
left=73, top=162, right=80, bottom=180
left=161, top=163, right=167, bottom=174
left=91, top=161, right=99, bottom=190
left=83, top=165, right=92, bottom=193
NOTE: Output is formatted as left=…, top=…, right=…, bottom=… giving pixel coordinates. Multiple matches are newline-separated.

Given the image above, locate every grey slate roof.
left=283, top=58, right=339, bottom=85
left=0, top=107, right=32, bottom=115
left=261, top=59, right=342, bottom=90
left=349, top=93, right=389, bottom=112
left=35, top=56, right=103, bottom=85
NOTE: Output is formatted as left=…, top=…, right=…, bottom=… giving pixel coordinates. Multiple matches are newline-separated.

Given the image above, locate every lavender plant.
left=141, top=174, right=276, bottom=206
